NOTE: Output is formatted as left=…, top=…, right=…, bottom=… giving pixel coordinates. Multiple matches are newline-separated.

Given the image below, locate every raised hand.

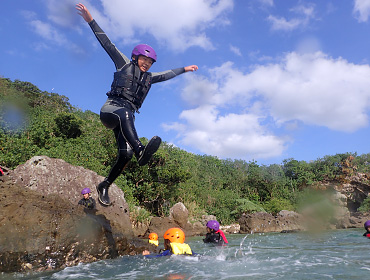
left=76, top=3, right=93, bottom=23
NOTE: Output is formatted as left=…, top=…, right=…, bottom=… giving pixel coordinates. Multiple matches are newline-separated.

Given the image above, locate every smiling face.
left=137, top=55, right=154, bottom=72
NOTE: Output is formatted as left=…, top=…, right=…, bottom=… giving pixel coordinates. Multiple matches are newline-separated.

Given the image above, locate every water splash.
left=236, top=225, right=262, bottom=258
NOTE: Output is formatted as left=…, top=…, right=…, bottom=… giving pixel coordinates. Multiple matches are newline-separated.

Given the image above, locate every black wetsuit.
left=78, top=197, right=96, bottom=209
left=88, top=20, right=186, bottom=184
left=203, top=232, right=225, bottom=245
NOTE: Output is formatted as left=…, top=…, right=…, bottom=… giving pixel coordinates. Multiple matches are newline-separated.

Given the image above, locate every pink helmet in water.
left=364, top=220, right=370, bottom=229
left=206, top=220, right=220, bottom=231
left=132, top=44, right=157, bottom=62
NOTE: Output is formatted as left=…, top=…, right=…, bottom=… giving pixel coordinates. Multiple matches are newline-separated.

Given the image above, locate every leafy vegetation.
left=1, top=77, right=370, bottom=224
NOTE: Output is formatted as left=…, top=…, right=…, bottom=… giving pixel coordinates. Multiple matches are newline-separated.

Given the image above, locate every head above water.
left=206, top=220, right=220, bottom=231
left=364, top=220, right=370, bottom=230
left=163, top=228, right=185, bottom=244
left=149, top=232, right=158, bottom=241
left=131, top=44, right=157, bottom=63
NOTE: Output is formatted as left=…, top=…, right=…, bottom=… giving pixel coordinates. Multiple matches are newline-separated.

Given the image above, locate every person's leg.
left=102, top=103, right=162, bottom=166
left=97, top=99, right=161, bottom=205
left=97, top=128, right=133, bottom=206
left=107, top=131, right=133, bottom=183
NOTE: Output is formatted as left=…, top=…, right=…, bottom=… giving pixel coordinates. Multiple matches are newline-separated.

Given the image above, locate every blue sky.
left=2, top=0, right=370, bottom=165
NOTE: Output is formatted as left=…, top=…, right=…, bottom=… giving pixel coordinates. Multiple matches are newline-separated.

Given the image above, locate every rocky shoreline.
left=1, top=156, right=369, bottom=273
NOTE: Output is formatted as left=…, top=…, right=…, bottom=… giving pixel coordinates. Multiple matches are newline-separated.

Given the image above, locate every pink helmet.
left=365, top=220, right=370, bottom=229
left=206, top=220, right=220, bottom=231
left=131, top=44, right=157, bottom=62
left=81, top=188, right=91, bottom=195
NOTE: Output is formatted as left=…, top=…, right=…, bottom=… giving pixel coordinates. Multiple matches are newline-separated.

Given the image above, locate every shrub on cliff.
left=2, top=76, right=370, bottom=224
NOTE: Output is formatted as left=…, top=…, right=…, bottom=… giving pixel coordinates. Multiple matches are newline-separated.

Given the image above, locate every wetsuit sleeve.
left=78, top=199, right=84, bottom=206
left=203, top=233, right=223, bottom=244
left=144, top=250, right=172, bottom=258
left=203, top=233, right=212, bottom=243
left=150, top=67, right=186, bottom=84
left=88, top=19, right=130, bottom=70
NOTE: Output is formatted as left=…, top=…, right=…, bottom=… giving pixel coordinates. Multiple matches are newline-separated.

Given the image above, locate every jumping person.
left=76, top=3, right=198, bottom=206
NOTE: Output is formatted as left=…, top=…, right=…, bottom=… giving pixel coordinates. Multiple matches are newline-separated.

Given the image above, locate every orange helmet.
left=163, top=228, right=185, bottom=243
left=148, top=232, right=158, bottom=241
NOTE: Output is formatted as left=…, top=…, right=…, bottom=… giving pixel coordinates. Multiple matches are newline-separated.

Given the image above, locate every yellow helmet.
left=148, top=232, right=158, bottom=241
left=163, top=228, right=185, bottom=244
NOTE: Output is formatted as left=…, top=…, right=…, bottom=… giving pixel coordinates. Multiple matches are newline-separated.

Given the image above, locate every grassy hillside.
left=2, top=77, right=370, bottom=224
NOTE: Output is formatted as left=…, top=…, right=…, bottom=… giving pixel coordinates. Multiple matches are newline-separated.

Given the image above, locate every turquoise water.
left=4, top=229, right=370, bottom=279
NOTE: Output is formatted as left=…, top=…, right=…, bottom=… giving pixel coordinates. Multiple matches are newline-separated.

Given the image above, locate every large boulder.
left=0, top=174, right=130, bottom=272
left=238, top=211, right=305, bottom=234
left=169, top=202, right=189, bottom=228
left=12, top=156, right=132, bottom=236
left=146, top=216, right=180, bottom=238
left=13, top=156, right=133, bottom=236
left=0, top=156, right=149, bottom=273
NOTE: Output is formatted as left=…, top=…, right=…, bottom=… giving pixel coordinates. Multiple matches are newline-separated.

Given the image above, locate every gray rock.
left=0, top=156, right=148, bottom=273
left=169, top=202, right=189, bottom=228
left=238, top=211, right=305, bottom=234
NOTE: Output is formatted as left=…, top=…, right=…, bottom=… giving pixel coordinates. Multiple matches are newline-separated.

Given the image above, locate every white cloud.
left=163, top=105, right=285, bottom=160
left=97, top=0, right=234, bottom=51
left=247, top=52, right=370, bottom=132
left=268, top=3, right=316, bottom=31
left=29, top=20, right=65, bottom=45
left=267, top=15, right=302, bottom=31
left=353, top=0, right=370, bottom=22
left=27, top=19, right=83, bottom=54
left=295, top=36, right=321, bottom=54
left=259, top=0, right=274, bottom=7
left=24, top=0, right=233, bottom=53
left=45, top=0, right=81, bottom=29
left=164, top=51, right=370, bottom=160
left=230, top=45, right=242, bottom=56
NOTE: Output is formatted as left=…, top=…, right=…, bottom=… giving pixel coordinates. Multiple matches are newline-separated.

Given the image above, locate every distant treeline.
left=1, top=77, right=370, bottom=224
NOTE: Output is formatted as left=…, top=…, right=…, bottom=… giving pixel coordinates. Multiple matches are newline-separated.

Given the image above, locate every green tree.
left=54, top=112, right=82, bottom=139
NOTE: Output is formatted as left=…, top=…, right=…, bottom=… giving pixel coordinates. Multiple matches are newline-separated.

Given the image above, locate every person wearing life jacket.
left=363, top=220, right=370, bottom=238
left=76, top=3, right=198, bottom=207
left=143, top=228, right=194, bottom=257
left=203, top=220, right=228, bottom=245
left=148, top=232, right=159, bottom=246
left=78, top=187, right=96, bottom=210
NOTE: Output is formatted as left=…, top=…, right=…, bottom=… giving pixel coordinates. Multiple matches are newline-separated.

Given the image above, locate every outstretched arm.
left=75, top=3, right=129, bottom=70
left=76, top=3, right=93, bottom=23
left=151, top=65, right=199, bottom=84
left=184, top=65, right=198, bottom=72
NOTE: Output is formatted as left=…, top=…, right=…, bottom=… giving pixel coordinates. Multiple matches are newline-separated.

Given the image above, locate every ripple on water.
left=4, top=229, right=370, bottom=280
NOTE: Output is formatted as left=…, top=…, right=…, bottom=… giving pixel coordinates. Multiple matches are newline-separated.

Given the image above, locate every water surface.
left=4, top=228, right=369, bottom=279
